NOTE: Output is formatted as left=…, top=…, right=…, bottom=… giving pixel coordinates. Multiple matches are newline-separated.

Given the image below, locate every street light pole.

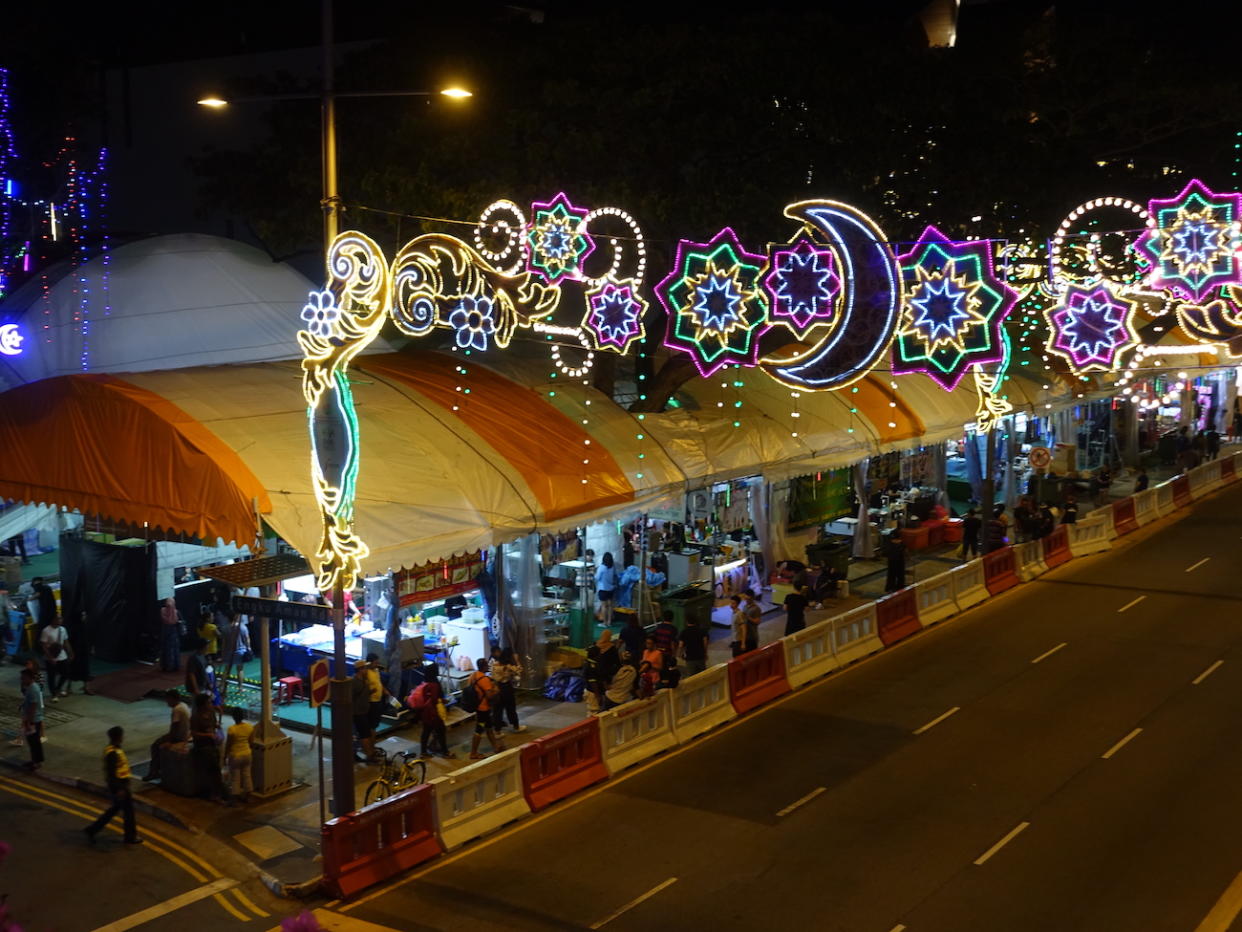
left=321, top=0, right=340, bottom=248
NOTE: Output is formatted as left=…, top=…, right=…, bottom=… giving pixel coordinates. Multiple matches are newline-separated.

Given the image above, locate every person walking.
left=678, top=614, right=709, bottom=677
left=159, top=597, right=182, bottom=672
left=467, top=658, right=504, bottom=760
left=84, top=726, right=142, bottom=845
left=652, top=611, right=679, bottom=655
left=595, top=552, right=618, bottom=626
left=184, top=637, right=211, bottom=699
left=1206, top=427, right=1221, bottom=461
left=364, top=652, right=394, bottom=742
left=39, top=615, right=71, bottom=700
left=585, top=629, right=621, bottom=712
left=985, top=505, right=1008, bottom=552
left=351, top=661, right=375, bottom=761
left=19, top=667, right=43, bottom=771
left=729, top=595, right=747, bottom=657
left=410, top=663, right=453, bottom=758
left=224, top=707, right=254, bottom=804
left=783, top=584, right=809, bottom=637
left=741, top=589, right=762, bottom=651
left=960, top=508, right=981, bottom=560
left=884, top=534, right=906, bottom=592
left=143, top=690, right=191, bottom=782
left=490, top=646, right=524, bottom=734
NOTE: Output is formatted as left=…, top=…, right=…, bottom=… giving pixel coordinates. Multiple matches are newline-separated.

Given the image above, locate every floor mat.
left=86, top=664, right=183, bottom=703
left=0, top=689, right=79, bottom=737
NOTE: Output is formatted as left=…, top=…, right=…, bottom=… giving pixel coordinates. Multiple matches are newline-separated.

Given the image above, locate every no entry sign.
left=309, top=659, right=331, bottom=708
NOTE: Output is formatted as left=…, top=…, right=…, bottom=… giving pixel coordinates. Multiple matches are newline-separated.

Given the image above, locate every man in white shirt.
left=143, top=690, right=191, bottom=782
left=40, top=616, right=70, bottom=699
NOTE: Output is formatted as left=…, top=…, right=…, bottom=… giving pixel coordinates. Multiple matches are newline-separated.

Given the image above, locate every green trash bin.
left=657, top=584, right=715, bottom=629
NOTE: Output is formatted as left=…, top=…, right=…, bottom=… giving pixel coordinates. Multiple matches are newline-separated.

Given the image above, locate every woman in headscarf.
left=585, top=629, right=621, bottom=712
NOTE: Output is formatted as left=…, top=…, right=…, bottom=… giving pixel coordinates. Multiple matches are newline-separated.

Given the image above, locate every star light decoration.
left=1135, top=179, right=1242, bottom=303
left=525, top=192, right=594, bottom=285
left=584, top=277, right=647, bottom=352
left=1044, top=282, right=1139, bottom=373
left=761, top=237, right=841, bottom=337
left=892, top=225, right=1017, bottom=391
left=656, top=227, right=770, bottom=378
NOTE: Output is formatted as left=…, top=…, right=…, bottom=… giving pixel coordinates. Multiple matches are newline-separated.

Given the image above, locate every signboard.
left=308, top=659, right=331, bottom=708
left=393, top=551, right=483, bottom=607
left=232, top=595, right=330, bottom=624
left=1028, top=446, right=1051, bottom=470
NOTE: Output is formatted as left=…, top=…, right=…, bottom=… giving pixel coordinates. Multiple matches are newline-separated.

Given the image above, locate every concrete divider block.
left=430, top=748, right=531, bottom=851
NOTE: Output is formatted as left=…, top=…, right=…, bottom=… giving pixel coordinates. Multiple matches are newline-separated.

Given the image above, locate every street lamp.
left=198, top=3, right=470, bottom=819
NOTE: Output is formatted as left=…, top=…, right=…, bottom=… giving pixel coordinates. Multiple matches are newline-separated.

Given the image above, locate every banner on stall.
left=395, top=551, right=484, bottom=606
left=786, top=469, right=852, bottom=530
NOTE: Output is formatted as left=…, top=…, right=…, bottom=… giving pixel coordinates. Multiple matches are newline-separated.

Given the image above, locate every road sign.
left=232, top=595, right=330, bottom=624
left=1028, top=446, right=1052, bottom=470
left=309, top=659, right=331, bottom=708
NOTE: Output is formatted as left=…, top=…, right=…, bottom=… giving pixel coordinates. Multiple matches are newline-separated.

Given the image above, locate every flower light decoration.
left=1134, top=178, right=1242, bottom=303
left=585, top=276, right=647, bottom=351
left=892, top=225, right=1017, bottom=391
left=761, top=236, right=841, bottom=337
left=526, top=191, right=594, bottom=285
left=1044, top=281, right=1139, bottom=373
left=655, top=227, right=770, bottom=378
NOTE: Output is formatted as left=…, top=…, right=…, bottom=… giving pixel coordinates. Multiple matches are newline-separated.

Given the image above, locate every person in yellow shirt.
left=364, top=652, right=394, bottom=741
left=84, top=726, right=142, bottom=845
left=224, top=707, right=255, bottom=802
left=197, top=611, right=220, bottom=661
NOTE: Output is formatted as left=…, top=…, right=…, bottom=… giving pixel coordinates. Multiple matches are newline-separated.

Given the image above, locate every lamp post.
left=198, top=1, right=469, bottom=819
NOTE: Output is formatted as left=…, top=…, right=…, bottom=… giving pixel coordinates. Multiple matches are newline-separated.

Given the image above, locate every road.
left=332, top=482, right=1242, bottom=932
left=0, top=774, right=282, bottom=931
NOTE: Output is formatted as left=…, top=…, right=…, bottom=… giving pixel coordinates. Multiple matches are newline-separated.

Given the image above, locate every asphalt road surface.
left=334, top=482, right=1242, bottom=932
left=0, top=774, right=281, bottom=931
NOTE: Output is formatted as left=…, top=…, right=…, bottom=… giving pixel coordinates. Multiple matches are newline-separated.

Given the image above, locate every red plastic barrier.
left=876, top=587, right=922, bottom=647
left=1041, top=524, right=1071, bottom=569
left=1223, top=458, right=1238, bottom=483
left=1112, top=496, right=1138, bottom=536
left=727, top=642, right=791, bottom=715
left=321, top=784, right=444, bottom=899
left=982, top=546, right=1020, bottom=595
left=1172, top=474, right=1192, bottom=509
left=519, top=718, right=610, bottom=812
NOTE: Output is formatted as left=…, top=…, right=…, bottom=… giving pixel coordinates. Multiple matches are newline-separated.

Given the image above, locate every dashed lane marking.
left=1118, top=596, right=1146, bottom=613
left=776, top=786, right=827, bottom=817
left=1193, top=661, right=1224, bottom=685
left=913, top=706, right=960, bottom=735
left=1102, top=728, right=1143, bottom=759
left=589, top=877, right=678, bottom=929
left=1031, top=642, right=1067, bottom=663
left=974, top=822, right=1030, bottom=866
left=1186, top=557, right=1211, bottom=573
left=1194, top=869, right=1242, bottom=932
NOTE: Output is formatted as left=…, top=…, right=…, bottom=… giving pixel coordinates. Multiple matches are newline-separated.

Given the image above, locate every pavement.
left=0, top=452, right=1206, bottom=904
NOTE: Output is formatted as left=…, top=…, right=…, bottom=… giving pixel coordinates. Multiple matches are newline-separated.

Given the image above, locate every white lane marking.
left=1031, top=642, right=1067, bottom=663
left=1102, top=728, right=1143, bottom=759
left=889, top=926, right=908, bottom=932
left=1193, top=660, right=1224, bottom=685
left=1194, top=869, right=1242, bottom=932
left=1118, top=596, right=1147, bottom=613
left=913, top=706, right=961, bottom=735
left=589, top=877, right=678, bottom=929
left=777, top=786, right=827, bottom=818
left=1186, top=557, right=1211, bottom=573
left=89, top=877, right=237, bottom=932
left=974, top=821, right=1030, bottom=866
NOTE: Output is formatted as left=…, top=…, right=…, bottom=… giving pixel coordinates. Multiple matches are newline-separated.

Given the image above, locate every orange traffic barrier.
left=982, top=546, right=1020, bottom=595
left=1222, top=457, right=1237, bottom=483
left=876, top=587, right=922, bottom=646
left=321, top=784, right=444, bottom=899
left=1041, top=524, right=1071, bottom=569
left=1171, top=474, right=1192, bottom=509
left=727, top=642, right=791, bottom=715
left=1111, top=496, right=1139, bottom=536
left=519, top=718, right=610, bottom=812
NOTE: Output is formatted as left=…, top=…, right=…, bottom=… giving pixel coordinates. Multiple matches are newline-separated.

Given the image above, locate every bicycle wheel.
left=401, top=758, right=427, bottom=787
left=364, top=778, right=391, bottom=807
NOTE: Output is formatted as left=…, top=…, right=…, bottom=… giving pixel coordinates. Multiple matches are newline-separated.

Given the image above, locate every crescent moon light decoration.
left=761, top=200, right=902, bottom=392
left=0, top=323, right=23, bottom=356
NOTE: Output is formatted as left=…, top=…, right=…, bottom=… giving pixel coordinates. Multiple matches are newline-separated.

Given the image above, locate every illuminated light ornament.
left=762, top=237, right=840, bottom=336
left=1135, top=179, right=1242, bottom=303
left=526, top=191, right=594, bottom=285
left=579, top=206, right=646, bottom=289
left=655, top=227, right=769, bottom=378
left=298, top=232, right=391, bottom=592
left=448, top=296, right=498, bottom=351
left=473, top=199, right=528, bottom=275
left=1049, top=197, right=1149, bottom=293
left=1045, top=282, right=1139, bottom=373
left=761, top=200, right=901, bottom=392
left=0, top=322, right=22, bottom=355
left=549, top=328, right=596, bottom=378
left=892, top=225, right=1017, bottom=391
left=583, top=276, right=647, bottom=352
left=1174, top=285, right=1242, bottom=351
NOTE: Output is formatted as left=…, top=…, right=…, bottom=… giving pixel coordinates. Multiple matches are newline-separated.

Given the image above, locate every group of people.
left=144, top=685, right=254, bottom=805
left=584, top=609, right=710, bottom=712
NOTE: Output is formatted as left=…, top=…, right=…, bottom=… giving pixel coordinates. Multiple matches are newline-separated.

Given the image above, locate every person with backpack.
left=489, top=647, right=524, bottom=734
left=463, top=658, right=504, bottom=760
left=407, top=663, right=453, bottom=758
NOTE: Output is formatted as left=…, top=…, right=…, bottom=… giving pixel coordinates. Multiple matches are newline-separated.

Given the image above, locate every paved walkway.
left=0, top=450, right=1212, bottom=896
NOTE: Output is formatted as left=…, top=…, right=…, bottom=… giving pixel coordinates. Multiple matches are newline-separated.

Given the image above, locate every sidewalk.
left=1, top=449, right=1216, bottom=898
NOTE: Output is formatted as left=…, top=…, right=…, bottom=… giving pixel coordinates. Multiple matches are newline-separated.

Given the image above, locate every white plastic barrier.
left=670, top=664, right=736, bottom=743
left=1092, top=503, right=1117, bottom=539
left=1189, top=459, right=1221, bottom=498
left=1133, top=489, right=1158, bottom=526
left=949, top=559, right=988, bottom=610
left=782, top=618, right=838, bottom=689
left=914, top=570, right=959, bottom=625
left=1014, top=539, right=1048, bottom=582
left=1068, top=512, right=1112, bottom=557
left=1154, top=480, right=1177, bottom=517
left=598, top=690, right=678, bottom=775
left=831, top=603, right=882, bottom=667
left=430, top=747, right=530, bottom=851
